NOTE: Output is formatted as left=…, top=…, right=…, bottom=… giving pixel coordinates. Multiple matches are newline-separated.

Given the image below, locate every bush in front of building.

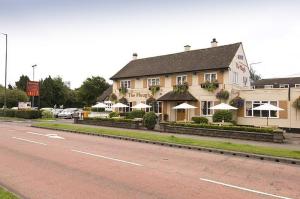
left=126, top=110, right=145, bottom=119
left=293, top=97, right=300, bottom=109
left=91, top=107, right=105, bottom=112
left=42, top=110, right=54, bottom=119
left=109, top=111, right=120, bottom=118
left=143, top=111, right=157, bottom=130
left=0, top=109, right=42, bottom=119
left=191, top=116, right=209, bottom=124
left=212, top=110, right=233, bottom=122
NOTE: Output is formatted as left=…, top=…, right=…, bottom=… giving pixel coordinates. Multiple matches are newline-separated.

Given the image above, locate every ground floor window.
left=201, top=101, right=214, bottom=116
left=122, top=102, right=132, bottom=112
left=146, top=101, right=162, bottom=114
left=245, top=101, right=278, bottom=118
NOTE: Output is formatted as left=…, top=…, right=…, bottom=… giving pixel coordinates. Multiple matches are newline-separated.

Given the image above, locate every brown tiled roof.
left=97, top=85, right=112, bottom=102
left=157, top=91, right=197, bottom=101
left=253, top=77, right=300, bottom=87
left=111, top=43, right=241, bottom=80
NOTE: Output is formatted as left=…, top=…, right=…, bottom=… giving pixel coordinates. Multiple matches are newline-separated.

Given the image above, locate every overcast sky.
left=0, top=0, right=299, bottom=88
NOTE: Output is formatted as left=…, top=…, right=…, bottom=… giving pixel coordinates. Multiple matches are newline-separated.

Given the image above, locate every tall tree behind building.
left=15, top=75, right=30, bottom=92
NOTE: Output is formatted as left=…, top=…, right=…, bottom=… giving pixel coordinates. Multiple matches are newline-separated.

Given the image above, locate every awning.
left=157, top=91, right=197, bottom=101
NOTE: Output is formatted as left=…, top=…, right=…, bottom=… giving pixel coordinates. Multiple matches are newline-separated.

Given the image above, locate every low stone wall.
left=74, top=118, right=140, bottom=129
left=159, top=124, right=284, bottom=143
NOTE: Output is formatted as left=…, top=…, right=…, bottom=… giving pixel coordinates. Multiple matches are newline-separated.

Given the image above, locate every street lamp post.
left=1, top=33, right=8, bottom=109
left=32, top=64, right=37, bottom=107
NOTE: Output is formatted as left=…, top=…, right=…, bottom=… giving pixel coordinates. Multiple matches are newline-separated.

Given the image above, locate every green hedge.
left=126, top=110, right=145, bottom=119
left=0, top=109, right=41, bottom=119
left=161, top=122, right=279, bottom=134
left=109, top=112, right=120, bottom=118
left=191, top=116, right=209, bottom=124
left=85, top=117, right=137, bottom=123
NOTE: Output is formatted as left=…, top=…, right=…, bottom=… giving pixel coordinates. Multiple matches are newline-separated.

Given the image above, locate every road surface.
left=0, top=122, right=299, bottom=199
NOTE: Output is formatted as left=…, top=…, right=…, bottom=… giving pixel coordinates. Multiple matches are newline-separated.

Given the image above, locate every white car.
left=57, top=108, right=79, bottom=119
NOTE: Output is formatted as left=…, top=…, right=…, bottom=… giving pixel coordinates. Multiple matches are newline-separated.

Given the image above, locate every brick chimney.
left=184, top=45, right=191, bottom=52
left=132, top=53, right=138, bottom=60
left=211, top=38, right=218, bottom=47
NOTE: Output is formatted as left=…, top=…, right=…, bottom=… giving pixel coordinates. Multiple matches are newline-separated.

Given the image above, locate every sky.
left=0, top=0, right=299, bottom=88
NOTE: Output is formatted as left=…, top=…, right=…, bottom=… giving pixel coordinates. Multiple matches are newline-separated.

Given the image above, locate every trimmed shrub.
left=109, top=111, right=120, bottom=118
left=192, top=116, right=209, bottom=124
left=0, top=109, right=16, bottom=117
left=213, top=110, right=232, bottom=122
left=85, top=117, right=135, bottom=123
left=42, top=110, right=54, bottom=119
left=127, top=110, right=145, bottom=119
left=163, top=122, right=278, bottom=134
left=143, top=111, right=157, bottom=130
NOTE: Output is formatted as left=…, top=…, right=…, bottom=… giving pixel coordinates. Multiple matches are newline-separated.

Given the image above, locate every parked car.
left=57, top=108, right=79, bottom=119
left=52, top=109, right=63, bottom=118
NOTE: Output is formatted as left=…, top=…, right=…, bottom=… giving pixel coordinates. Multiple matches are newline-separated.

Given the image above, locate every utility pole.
left=32, top=64, right=37, bottom=108
left=1, top=33, right=8, bottom=109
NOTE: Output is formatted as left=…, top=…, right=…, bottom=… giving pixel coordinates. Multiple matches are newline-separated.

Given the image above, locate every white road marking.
left=26, top=131, right=64, bottom=139
left=72, top=149, right=143, bottom=167
left=200, top=178, right=292, bottom=199
left=12, top=137, right=47, bottom=146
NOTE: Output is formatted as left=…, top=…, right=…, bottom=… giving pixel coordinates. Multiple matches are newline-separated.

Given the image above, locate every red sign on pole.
left=26, top=81, right=40, bottom=96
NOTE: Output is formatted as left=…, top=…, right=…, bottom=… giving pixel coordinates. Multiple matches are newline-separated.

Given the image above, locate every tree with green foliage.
left=15, top=75, right=30, bottom=92
left=0, top=86, right=28, bottom=108
left=249, top=67, right=262, bottom=83
left=40, top=76, right=69, bottom=107
left=78, top=76, right=109, bottom=106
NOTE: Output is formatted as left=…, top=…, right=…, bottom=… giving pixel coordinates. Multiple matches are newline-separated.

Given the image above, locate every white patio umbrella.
left=112, top=102, right=129, bottom=113
left=92, top=102, right=108, bottom=112
left=209, top=103, right=238, bottom=110
left=132, top=103, right=151, bottom=109
left=92, top=102, right=108, bottom=108
left=253, top=103, right=284, bottom=126
left=209, top=103, right=237, bottom=123
left=173, top=103, right=197, bottom=122
left=112, top=102, right=129, bottom=108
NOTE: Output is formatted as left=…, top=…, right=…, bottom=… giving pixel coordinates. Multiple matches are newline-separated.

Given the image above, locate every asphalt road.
left=0, top=122, right=299, bottom=199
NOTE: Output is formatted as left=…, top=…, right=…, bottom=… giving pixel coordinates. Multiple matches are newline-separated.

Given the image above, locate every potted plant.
left=229, top=96, right=245, bottom=108
left=119, top=86, right=128, bottom=96
left=216, top=89, right=230, bottom=101
left=201, top=81, right=219, bottom=92
left=293, top=97, right=300, bottom=109
left=109, top=93, right=118, bottom=103
left=173, top=82, right=189, bottom=93
left=149, top=85, right=160, bottom=96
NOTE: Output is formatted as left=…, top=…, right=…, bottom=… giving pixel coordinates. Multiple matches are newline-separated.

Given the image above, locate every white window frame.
left=279, top=84, right=289, bottom=88
left=295, top=84, right=300, bottom=88
left=176, top=75, right=187, bottom=85
left=120, top=80, right=131, bottom=89
left=264, top=85, right=273, bottom=89
left=204, top=73, right=217, bottom=82
left=243, top=76, right=248, bottom=86
left=233, top=72, right=238, bottom=84
left=245, top=100, right=279, bottom=118
left=201, top=101, right=214, bottom=116
left=147, top=78, right=160, bottom=87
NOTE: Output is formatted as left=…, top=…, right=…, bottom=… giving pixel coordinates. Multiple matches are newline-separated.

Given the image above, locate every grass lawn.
left=0, top=187, right=19, bottom=199
left=33, top=123, right=300, bottom=160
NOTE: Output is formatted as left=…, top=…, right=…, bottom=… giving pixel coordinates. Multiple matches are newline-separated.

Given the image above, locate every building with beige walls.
left=109, top=39, right=300, bottom=129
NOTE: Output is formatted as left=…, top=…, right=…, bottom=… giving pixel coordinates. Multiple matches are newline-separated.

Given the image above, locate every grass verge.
left=0, top=117, right=25, bottom=121
left=33, top=123, right=300, bottom=160
left=0, top=187, right=19, bottom=199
